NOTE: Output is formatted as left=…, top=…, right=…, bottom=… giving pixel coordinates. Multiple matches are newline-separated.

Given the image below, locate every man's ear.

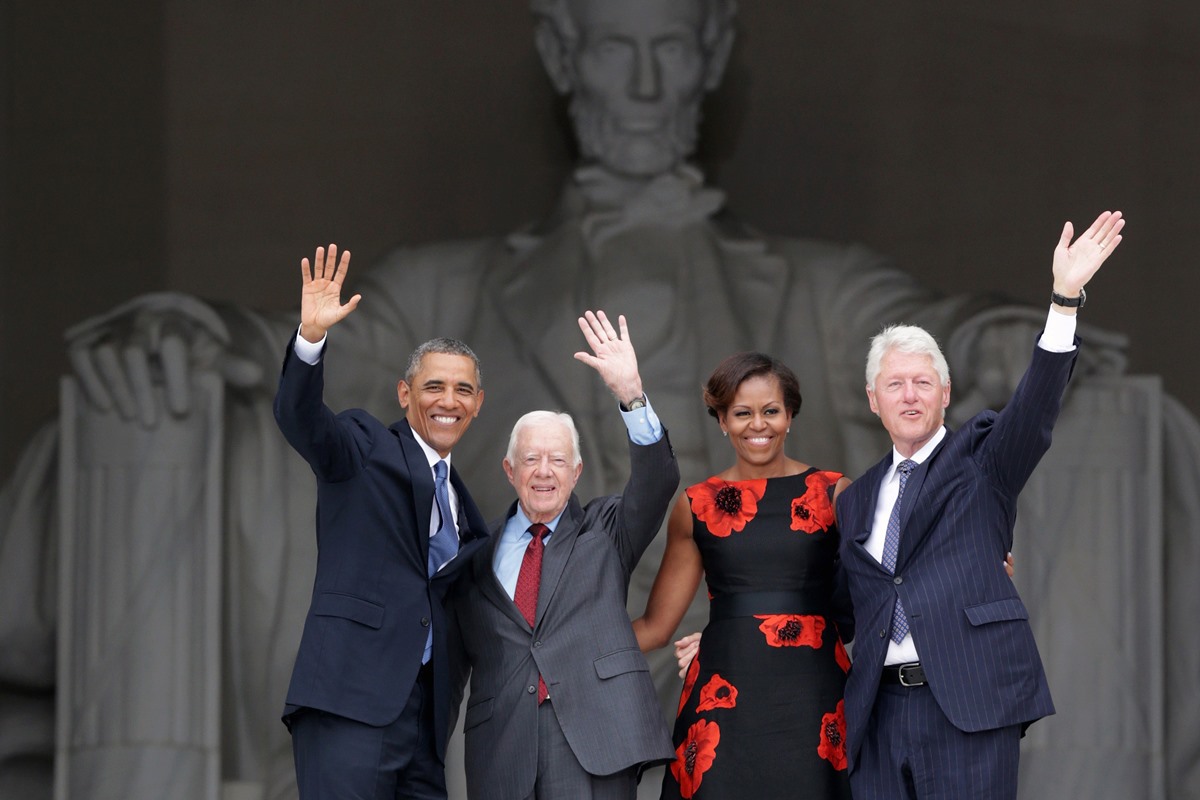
left=866, top=387, right=879, bottom=416
left=535, top=19, right=574, bottom=95
left=703, top=23, right=735, bottom=91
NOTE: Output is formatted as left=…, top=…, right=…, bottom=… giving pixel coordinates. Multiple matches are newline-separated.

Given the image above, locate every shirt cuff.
left=621, top=394, right=664, bottom=445
left=293, top=327, right=326, bottom=365
left=1038, top=306, right=1078, bottom=353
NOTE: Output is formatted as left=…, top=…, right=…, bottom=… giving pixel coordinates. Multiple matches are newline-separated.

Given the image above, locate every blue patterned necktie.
left=428, top=460, right=459, bottom=577
left=423, top=460, right=459, bottom=664
left=882, top=459, right=917, bottom=644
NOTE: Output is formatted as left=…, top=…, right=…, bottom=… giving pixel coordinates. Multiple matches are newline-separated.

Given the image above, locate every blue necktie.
left=423, top=460, right=459, bottom=663
left=428, top=460, right=459, bottom=577
left=882, top=459, right=917, bottom=644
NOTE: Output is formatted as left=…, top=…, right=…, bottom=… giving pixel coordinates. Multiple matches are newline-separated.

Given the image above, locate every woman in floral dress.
left=634, top=352, right=854, bottom=800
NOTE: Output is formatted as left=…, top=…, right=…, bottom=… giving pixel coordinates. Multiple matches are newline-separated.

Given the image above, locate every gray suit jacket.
left=448, top=433, right=679, bottom=800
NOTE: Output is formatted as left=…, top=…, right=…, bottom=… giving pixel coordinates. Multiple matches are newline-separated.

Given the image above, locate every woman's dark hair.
left=703, top=352, right=802, bottom=420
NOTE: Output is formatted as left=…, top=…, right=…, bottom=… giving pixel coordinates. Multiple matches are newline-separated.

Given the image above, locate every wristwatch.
left=623, top=394, right=647, bottom=411
left=1051, top=288, right=1086, bottom=308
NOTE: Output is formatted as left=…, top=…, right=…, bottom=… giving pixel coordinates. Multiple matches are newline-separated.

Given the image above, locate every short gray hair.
left=865, top=325, right=950, bottom=389
left=405, top=338, right=482, bottom=387
left=505, top=410, right=582, bottom=467
left=530, top=0, right=737, bottom=53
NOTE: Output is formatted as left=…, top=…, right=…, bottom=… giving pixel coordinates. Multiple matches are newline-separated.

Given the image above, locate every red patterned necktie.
left=514, top=523, right=549, bottom=703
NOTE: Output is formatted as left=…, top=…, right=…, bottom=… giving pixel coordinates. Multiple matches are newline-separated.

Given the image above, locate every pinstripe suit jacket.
left=836, top=341, right=1077, bottom=769
left=448, top=434, right=678, bottom=800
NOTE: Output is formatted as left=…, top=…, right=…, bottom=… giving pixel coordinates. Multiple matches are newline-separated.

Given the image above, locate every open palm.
left=300, top=244, right=361, bottom=340
left=1052, top=211, right=1124, bottom=292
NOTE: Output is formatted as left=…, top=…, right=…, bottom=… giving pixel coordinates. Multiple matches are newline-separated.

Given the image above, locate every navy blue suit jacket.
left=273, top=344, right=488, bottom=759
left=836, top=341, right=1077, bottom=769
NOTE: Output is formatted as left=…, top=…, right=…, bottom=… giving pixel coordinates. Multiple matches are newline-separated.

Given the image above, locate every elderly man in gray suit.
left=448, top=310, right=677, bottom=800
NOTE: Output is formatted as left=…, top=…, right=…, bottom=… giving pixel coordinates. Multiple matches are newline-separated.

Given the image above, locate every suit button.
left=879, top=629, right=886, bottom=638
left=534, top=640, right=542, bottom=648
left=527, top=685, right=536, bottom=694
left=893, top=577, right=903, bottom=585
left=421, top=617, right=430, bottom=627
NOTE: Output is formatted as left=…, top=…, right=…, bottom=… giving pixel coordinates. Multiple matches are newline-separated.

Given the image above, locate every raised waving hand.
left=300, top=244, right=362, bottom=343
left=574, top=310, right=645, bottom=407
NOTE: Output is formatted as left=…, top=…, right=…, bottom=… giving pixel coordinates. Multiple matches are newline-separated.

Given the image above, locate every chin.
left=572, top=110, right=696, bottom=178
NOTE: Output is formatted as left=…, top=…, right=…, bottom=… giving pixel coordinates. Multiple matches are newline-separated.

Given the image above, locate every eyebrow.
left=420, top=379, right=477, bottom=392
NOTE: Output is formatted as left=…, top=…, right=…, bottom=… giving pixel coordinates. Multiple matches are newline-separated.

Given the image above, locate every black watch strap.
left=1051, top=288, right=1086, bottom=308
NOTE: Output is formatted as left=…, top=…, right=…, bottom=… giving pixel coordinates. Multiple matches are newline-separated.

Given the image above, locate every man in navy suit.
left=273, top=244, right=489, bottom=799
left=835, top=211, right=1125, bottom=799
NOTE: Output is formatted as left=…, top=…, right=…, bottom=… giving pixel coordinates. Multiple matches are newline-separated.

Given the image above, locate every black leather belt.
left=880, top=662, right=927, bottom=686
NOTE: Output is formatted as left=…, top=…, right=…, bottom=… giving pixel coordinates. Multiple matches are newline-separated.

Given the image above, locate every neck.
left=726, top=455, right=798, bottom=481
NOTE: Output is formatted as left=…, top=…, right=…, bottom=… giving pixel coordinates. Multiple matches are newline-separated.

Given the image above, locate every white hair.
left=505, top=410, right=582, bottom=467
left=865, top=325, right=950, bottom=389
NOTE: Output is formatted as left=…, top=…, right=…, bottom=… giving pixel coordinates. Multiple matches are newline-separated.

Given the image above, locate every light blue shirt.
left=492, top=396, right=664, bottom=598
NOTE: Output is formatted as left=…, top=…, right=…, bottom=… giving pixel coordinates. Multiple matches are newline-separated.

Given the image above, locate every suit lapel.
left=851, top=455, right=892, bottom=547
left=476, top=510, right=530, bottom=631
left=449, top=466, right=486, bottom=543
left=533, top=497, right=583, bottom=625
left=392, top=420, right=435, bottom=566
left=896, top=432, right=952, bottom=567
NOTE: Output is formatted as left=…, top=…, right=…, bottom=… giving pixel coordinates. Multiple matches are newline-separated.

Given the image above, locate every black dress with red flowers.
left=662, top=469, right=853, bottom=800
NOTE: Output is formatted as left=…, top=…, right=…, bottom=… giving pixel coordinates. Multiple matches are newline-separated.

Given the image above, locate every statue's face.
left=566, top=0, right=710, bottom=177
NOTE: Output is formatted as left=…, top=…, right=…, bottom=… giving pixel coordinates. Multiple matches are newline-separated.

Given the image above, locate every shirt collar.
left=889, top=425, right=947, bottom=477
left=410, top=430, right=450, bottom=472
left=509, top=504, right=566, bottom=536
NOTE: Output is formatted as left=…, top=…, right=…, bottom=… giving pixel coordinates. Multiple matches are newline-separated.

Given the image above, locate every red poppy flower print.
left=755, top=614, right=826, bottom=648
left=688, top=477, right=767, bottom=537
left=817, top=700, right=848, bottom=771
left=695, top=673, right=738, bottom=712
left=677, top=653, right=701, bottom=717
left=834, top=637, right=851, bottom=673
left=671, top=719, right=721, bottom=798
left=789, top=470, right=841, bottom=533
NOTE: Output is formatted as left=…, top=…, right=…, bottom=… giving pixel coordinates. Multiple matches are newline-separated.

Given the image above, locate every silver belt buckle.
left=898, top=663, right=922, bottom=687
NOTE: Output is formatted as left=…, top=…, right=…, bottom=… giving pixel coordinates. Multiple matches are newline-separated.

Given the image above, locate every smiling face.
left=566, top=0, right=711, bottom=177
left=504, top=418, right=583, bottom=524
left=719, top=374, right=793, bottom=473
left=868, top=349, right=951, bottom=458
left=397, top=352, right=484, bottom=458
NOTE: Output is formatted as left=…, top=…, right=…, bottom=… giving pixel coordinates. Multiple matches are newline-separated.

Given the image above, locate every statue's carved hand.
left=65, top=292, right=262, bottom=427
left=947, top=308, right=1128, bottom=424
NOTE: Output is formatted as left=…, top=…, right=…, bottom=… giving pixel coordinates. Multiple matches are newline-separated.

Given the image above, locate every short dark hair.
left=405, top=338, right=482, bottom=388
left=702, top=352, right=802, bottom=420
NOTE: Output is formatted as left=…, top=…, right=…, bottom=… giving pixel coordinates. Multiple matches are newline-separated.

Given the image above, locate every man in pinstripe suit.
left=834, top=211, right=1125, bottom=800
left=448, top=310, right=676, bottom=800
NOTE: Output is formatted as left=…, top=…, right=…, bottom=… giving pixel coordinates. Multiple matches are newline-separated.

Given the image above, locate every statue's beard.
left=569, top=96, right=702, bottom=178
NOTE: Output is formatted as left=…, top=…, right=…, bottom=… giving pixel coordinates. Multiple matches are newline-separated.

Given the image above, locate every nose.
left=630, top=42, right=661, bottom=100
left=901, top=382, right=919, bottom=402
